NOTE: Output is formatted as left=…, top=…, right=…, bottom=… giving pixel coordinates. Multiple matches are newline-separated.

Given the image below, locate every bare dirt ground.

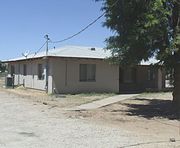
left=0, top=90, right=144, bottom=148
left=0, top=76, right=180, bottom=147
left=66, top=92, right=180, bottom=147
left=0, top=75, right=5, bottom=88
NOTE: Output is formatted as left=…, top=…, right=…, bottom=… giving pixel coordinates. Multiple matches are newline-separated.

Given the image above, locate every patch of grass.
left=72, top=92, right=115, bottom=97
left=0, top=72, right=7, bottom=77
left=138, top=92, right=173, bottom=100
left=140, top=91, right=172, bottom=95
left=53, top=93, right=116, bottom=107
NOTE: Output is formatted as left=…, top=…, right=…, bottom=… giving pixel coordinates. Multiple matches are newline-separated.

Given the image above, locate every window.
left=23, top=64, right=27, bottom=76
left=79, top=64, right=96, bottom=82
left=10, top=65, right=15, bottom=76
left=123, top=68, right=136, bottom=83
left=38, top=64, right=44, bottom=80
left=148, top=69, right=155, bottom=81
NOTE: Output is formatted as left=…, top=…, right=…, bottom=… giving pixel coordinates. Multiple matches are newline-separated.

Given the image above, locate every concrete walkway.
left=67, top=94, right=139, bottom=111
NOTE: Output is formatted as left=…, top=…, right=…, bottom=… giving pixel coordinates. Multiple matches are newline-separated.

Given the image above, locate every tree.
left=0, top=61, right=6, bottom=72
left=97, top=0, right=180, bottom=106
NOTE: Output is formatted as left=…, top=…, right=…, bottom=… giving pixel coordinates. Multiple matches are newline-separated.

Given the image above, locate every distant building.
left=3, top=46, right=165, bottom=94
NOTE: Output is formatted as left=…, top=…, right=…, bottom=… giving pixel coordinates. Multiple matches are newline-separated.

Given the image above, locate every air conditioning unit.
left=6, top=76, right=14, bottom=87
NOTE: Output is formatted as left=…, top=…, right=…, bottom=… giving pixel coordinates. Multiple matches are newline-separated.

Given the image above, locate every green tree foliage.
left=97, top=0, right=180, bottom=66
left=97, top=0, right=180, bottom=105
left=0, top=61, right=6, bottom=72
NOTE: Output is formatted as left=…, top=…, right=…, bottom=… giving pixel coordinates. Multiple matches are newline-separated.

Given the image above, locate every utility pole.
left=44, top=34, right=50, bottom=93
left=44, top=34, right=50, bottom=56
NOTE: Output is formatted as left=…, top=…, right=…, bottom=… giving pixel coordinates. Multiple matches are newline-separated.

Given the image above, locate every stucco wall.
left=8, top=59, right=53, bottom=92
left=50, top=58, right=119, bottom=94
left=7, top=57, right=165, bottom=94
left=119, top=65, right=165, bottom=92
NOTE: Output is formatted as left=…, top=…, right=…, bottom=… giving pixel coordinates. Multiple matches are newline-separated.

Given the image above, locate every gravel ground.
left=0, top=90, right=180, bottom=147
left=0, top=91, right=143, bottom=148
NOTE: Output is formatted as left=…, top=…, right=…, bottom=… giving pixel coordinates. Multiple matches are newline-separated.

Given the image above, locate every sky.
left=0, top=0, right=112, bottom=60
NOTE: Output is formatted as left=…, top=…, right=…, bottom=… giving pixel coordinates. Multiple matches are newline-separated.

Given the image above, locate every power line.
left=32, top=41, right=47, bottom=57
left=51, top=13, right=105, bottom=44
left=23, top=0, right=119, bottom=57
left=50, top=0, right=119, bottom=44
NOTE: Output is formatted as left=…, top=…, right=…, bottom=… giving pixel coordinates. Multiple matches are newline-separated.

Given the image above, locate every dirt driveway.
left=0, top=90, right=148, bottom=148
left=0, top=73, right=180, bottom=148
left=0, top=90, right=180, bottom=148
left=66, top=92, right=180, bottom=148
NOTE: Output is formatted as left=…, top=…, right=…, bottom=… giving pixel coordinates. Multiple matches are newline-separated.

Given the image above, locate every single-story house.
left=3, top=46, right=165, bottom=94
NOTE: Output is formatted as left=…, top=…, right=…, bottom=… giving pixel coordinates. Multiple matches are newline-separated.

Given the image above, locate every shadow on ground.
left=113, top=98, right=180, bottom=120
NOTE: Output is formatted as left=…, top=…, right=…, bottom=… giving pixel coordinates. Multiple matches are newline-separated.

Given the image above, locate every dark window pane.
left=87, top=64, right=96, bottom=81
left=80, top=64, right=87, bottom=81
left=79, top=64, right=96, bottom=82
left=11, top=65, right=15, bottom=76
left=148, top=69, right=155, bottom=81
left=23, top=64, right=27, bottom=76
left=38, top=64, right=44, bottom=80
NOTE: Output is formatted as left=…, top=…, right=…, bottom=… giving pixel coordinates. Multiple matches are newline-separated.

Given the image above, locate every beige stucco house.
left=4, top=46, right=165, bottom=94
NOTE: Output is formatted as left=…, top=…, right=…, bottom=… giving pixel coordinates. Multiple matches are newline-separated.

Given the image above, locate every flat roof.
left=3, top=45, right=159, bottom=65
left=4, top=46, right=110, bottom=61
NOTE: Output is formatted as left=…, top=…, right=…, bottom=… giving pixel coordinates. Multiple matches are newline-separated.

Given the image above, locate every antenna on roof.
left=22, top=50, right=30, bottom=58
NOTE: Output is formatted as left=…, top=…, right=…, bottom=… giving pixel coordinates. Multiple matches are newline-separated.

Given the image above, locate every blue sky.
left=0, top=0, right=112, bottom=60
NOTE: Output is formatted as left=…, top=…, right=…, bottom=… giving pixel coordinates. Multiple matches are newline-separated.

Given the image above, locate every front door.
left=119, top=67, right=138, bottom=93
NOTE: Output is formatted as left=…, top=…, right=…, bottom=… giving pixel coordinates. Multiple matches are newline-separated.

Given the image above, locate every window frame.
left=38, top=64, right=44, bottom=80
left=10, top=65, right=15, bottom=76
left=79, top=64, right=96, bottom=82
left=147, top=68, right=155, bottom=81
left=23, top=64, right=27, bottom=76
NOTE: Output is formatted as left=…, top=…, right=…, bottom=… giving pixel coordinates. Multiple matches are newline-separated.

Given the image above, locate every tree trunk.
left=173, top=64, right=180, bottom=107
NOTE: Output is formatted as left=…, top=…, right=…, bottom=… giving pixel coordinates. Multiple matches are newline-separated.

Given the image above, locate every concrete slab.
left=67, top=94, right=139, bottom=111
